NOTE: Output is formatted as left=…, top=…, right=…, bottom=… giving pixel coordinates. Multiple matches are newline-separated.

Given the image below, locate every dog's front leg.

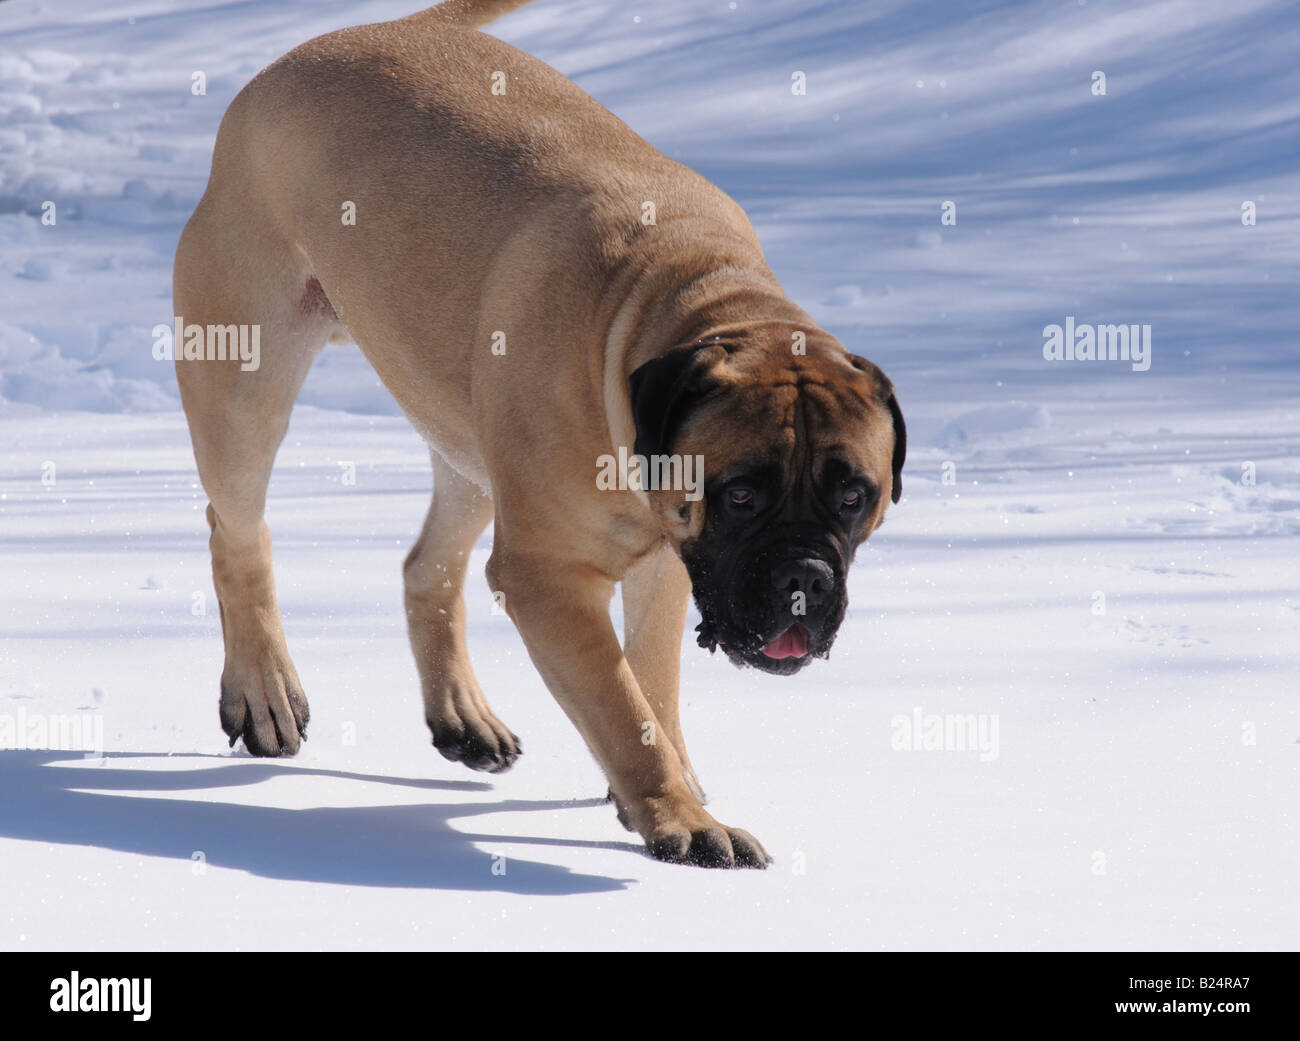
left=486, top=547, right=770, bottom=868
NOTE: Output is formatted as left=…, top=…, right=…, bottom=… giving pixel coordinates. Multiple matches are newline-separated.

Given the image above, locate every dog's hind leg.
left=404, top=452, right=521, bottom=772
left=173, top=188, right=337, bottom=756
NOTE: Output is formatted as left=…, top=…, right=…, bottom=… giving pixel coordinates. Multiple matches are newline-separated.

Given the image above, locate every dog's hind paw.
left=220, top=655, right=310, bottom=757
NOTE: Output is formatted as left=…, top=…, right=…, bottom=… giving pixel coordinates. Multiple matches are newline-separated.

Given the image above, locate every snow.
left=1, top=0, right=1297, bottom=950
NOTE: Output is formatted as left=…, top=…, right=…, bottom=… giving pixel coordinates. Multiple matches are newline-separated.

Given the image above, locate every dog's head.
left=629, top=327, right=905, bottom=675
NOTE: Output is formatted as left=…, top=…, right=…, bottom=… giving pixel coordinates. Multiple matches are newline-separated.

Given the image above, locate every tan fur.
left=174, top=0, right=899, bottom=868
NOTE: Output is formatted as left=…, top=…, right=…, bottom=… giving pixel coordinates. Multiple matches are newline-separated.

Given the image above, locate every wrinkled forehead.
left=677, top=377, right=891, bottom=484
left=798, top=379, right=891, bottom=475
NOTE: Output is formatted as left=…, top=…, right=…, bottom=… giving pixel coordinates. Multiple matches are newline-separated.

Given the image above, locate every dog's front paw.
left=647, top=822, right=771, bottom=869
left=220, top=654, right=309, bottom=757
left=621, top=792, right=771, bottom=869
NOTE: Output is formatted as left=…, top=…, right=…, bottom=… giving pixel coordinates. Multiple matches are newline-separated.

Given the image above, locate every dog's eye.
left=728, top=487, right=754, bottom=508
left=840, top=484, right=876, bottom=513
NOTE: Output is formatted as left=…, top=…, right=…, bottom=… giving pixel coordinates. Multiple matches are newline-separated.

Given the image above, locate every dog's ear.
left=885, top=389, right=906, bottom=504
left=628, top=344, right=720, bottom=459
left=848, top=355, right=906, bottom=504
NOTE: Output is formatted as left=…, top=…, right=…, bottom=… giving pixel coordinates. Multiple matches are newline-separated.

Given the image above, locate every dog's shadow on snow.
left=0, top=750, right=639, bottom=895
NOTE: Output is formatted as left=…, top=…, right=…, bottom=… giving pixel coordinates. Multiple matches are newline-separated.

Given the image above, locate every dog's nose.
left=771, top=557, right=834, bottom=608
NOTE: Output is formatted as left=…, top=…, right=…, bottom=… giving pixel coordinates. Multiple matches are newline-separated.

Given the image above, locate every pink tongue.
left=761, top=624, right=808, bottom=660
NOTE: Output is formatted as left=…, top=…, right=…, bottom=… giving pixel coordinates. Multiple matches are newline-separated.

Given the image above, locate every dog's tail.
left=425, top=0, right=537, bottom=29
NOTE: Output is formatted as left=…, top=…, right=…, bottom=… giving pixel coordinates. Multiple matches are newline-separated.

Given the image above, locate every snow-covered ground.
left=1, top=0, right=1297, bottom=950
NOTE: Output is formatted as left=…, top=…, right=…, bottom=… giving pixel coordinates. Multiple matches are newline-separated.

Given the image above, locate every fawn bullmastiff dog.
left=174, top=0, right=906, bottom=868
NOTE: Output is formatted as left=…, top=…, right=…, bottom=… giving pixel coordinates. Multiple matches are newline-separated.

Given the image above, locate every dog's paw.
left=622, top=793, right=771, bottom=868
left=426, top=694, right=519, bottom=776
left=424, top=669, right=521, bottom=773
left=647, top=822, right=771, bottom=869
left=431, top=719, right=521, bottom=773
left=220, top=657, right=309, bottom=757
